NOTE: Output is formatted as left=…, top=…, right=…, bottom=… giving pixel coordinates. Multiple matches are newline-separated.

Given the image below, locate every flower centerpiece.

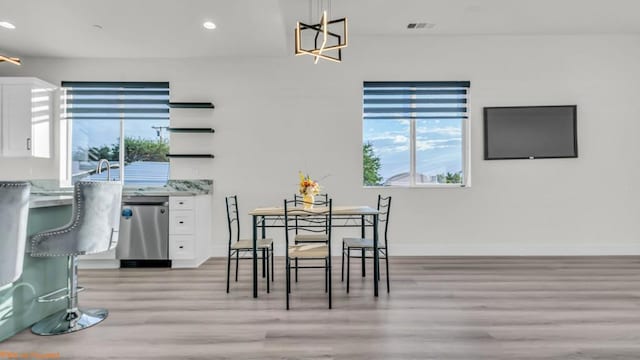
left=298, top=171, right=320, bottom=209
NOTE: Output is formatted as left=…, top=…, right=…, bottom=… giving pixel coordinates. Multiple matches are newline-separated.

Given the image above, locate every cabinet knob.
left=179, top=221, right=184, bottom=224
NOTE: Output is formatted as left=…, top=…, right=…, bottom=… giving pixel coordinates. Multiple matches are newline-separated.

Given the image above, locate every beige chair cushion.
left=343, top=238, right=375, bottom=248
left=294, top=233, right=329, bottom=242
left=288, top=244, right=329, bottom=259
left=231, top=238, right=273, bottom=250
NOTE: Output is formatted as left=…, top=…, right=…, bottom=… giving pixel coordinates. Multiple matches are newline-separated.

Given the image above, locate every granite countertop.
left=29, top=179, right=213, bottom=197
left=123, top=180, right=213, bottom=196
left=29, top=195, right=74, bottom=208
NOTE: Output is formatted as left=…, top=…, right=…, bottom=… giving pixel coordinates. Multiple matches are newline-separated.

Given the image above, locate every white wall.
left=1, top=34, right=639, bottom=256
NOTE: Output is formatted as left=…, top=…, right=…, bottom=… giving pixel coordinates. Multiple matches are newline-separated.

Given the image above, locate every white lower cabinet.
left=169, top=235, right=196, bottom=260
left=170, top=210, right=195, bottom=234
left=169, top=196, right=194, bottom=210
left=169, top=195, right=211, bottom=267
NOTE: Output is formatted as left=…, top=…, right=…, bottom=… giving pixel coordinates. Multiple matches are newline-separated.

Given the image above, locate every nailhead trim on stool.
left=30, top=182, right=119, bottom=257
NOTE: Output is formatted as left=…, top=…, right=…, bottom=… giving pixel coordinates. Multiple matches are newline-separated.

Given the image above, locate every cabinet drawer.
left=170, top=197, right=194, bottom=210
left=170, top=235, right=195, bottom=260
left=170, top=210, right=195, bottom=234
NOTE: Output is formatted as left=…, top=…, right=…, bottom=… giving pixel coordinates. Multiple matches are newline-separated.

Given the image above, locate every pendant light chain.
left=310, top=0, right=332, bottom=20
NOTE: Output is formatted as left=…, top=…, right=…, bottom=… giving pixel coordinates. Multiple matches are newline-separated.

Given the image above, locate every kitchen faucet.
left=96, top=159, right=111, bottom=181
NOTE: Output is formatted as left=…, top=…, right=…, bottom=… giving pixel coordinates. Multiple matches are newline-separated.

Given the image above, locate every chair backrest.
left=284, top=197, right=332, bottom=250
left=30, top=181, right=122, bottom=257
left=292, top=194, right=330, bottom=235
left=225, top=195, right=240, bottom=246
left=377, top=195, right=392, bottom=246
left=0, top=182, right=31, bottom=286
left=293, top=193, right=328, bottom=205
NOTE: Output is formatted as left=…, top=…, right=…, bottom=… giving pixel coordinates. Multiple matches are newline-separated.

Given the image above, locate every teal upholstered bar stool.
left=30, top=181, right=122, bottom=335
left=0, top=182, right=31, bottom=288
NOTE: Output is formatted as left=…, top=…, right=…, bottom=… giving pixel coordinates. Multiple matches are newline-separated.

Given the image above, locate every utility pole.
left=152, top=126, right=169, bottom=141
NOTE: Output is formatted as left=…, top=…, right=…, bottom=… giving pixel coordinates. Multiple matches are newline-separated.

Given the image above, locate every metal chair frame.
left=292, top=193, right=329, bottom=282
left=284, top=197, right=333, bottom=309
left=342, top=195, right=391, bottom=293
left=225, top=195, right=274, bottom=293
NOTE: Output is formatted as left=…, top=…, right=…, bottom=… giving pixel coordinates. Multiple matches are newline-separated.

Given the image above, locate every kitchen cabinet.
left=169, top=211, right=195, bottom=235
left=169, top=195, right=212, bottom=267
left=169, top=196, right=196, bottom=260
left=0, top=77, right=56, bottom=158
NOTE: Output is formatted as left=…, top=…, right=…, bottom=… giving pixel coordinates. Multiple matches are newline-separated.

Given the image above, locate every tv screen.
left=484, top=105, right=577, bottom=160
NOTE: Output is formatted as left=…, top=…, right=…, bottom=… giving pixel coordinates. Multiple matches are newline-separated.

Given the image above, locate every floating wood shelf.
left=167, top=128, right=215, bottom=133
left=169, top=102, right=214, bottom=109
left=166, top=154, right=215, bottom=158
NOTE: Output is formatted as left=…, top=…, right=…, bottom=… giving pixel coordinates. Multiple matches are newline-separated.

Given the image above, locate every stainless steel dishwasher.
left=117, top=196, right=170, bottom=267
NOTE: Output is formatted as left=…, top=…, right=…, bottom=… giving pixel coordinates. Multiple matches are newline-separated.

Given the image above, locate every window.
left=362, top=81, right=470, bottom=187
left=61, top=82, right=170, bottom=186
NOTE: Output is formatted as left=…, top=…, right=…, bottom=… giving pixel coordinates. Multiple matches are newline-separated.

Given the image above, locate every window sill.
left=364, top=184, right=470, bottom=189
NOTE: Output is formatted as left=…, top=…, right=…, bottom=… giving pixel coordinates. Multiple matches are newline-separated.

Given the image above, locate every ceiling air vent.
left=407, top=22, right=435, bottom=29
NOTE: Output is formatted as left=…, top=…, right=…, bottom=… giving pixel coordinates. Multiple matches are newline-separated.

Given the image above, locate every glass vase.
left=303, top=194, right=314, bottom=209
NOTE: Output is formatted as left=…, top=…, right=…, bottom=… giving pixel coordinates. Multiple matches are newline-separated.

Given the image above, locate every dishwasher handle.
left=122, top=201, right=169, bottom=206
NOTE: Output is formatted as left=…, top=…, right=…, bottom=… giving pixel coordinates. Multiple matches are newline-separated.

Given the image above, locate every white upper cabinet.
left=0, top=77, right=56, bottom=158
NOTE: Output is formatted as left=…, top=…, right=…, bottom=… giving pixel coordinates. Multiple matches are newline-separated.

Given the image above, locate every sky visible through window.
left=362, top=81, right=468, bottom=186
left=363, top=119, right=462, bottom=183
left=415, top=119, right=463, bottom=178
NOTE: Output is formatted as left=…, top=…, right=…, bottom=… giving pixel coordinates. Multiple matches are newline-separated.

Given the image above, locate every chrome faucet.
left=96, top=159, right=111, bottom=181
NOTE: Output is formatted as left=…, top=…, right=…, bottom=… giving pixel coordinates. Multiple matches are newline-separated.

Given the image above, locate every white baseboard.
left=388, top=243, right=640, bottom=256
left=172, top=256, right=209, bottom=269
left=210, top=243, right=640, bottom=257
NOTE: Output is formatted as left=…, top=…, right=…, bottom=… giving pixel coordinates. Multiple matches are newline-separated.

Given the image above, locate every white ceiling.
left=1, top=0, right=639, bottom=58
left=0, top=0, right=289, bottom=58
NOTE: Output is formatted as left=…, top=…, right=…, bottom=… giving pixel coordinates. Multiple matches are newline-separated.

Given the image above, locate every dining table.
left=248, top=205, right=381, bottom=298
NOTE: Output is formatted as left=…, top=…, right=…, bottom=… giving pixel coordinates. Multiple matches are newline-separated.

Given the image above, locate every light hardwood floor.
left=3, top=256, right=640, bottom=359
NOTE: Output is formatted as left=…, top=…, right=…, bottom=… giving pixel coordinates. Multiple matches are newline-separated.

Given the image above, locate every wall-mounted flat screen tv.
left=484, top=105, right=577, bottom=160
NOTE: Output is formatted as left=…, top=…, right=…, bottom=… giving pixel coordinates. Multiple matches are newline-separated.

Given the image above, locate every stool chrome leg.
left=31, top=256, right=109, bottom=336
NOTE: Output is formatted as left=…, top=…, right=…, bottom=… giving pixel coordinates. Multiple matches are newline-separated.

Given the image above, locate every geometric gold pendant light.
left=295, top=0, right=348, bottom=64
left=0, top=54, right=21, bottom=65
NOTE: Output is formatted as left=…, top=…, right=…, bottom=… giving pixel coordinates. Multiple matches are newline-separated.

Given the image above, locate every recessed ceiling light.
left=203, top=21, right=216, bottom=30
left=0, top=21, right=16, bottom=30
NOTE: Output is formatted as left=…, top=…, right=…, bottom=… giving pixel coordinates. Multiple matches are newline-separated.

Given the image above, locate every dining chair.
left=225, top=195, right=274, bottom=293
left=284, top=197, right=332, bottom=309
left=292, top=193, right=330, bottom=282
left=342, top=195, right=392, bottom=293
left=293, top=193, right=329, bottom=241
